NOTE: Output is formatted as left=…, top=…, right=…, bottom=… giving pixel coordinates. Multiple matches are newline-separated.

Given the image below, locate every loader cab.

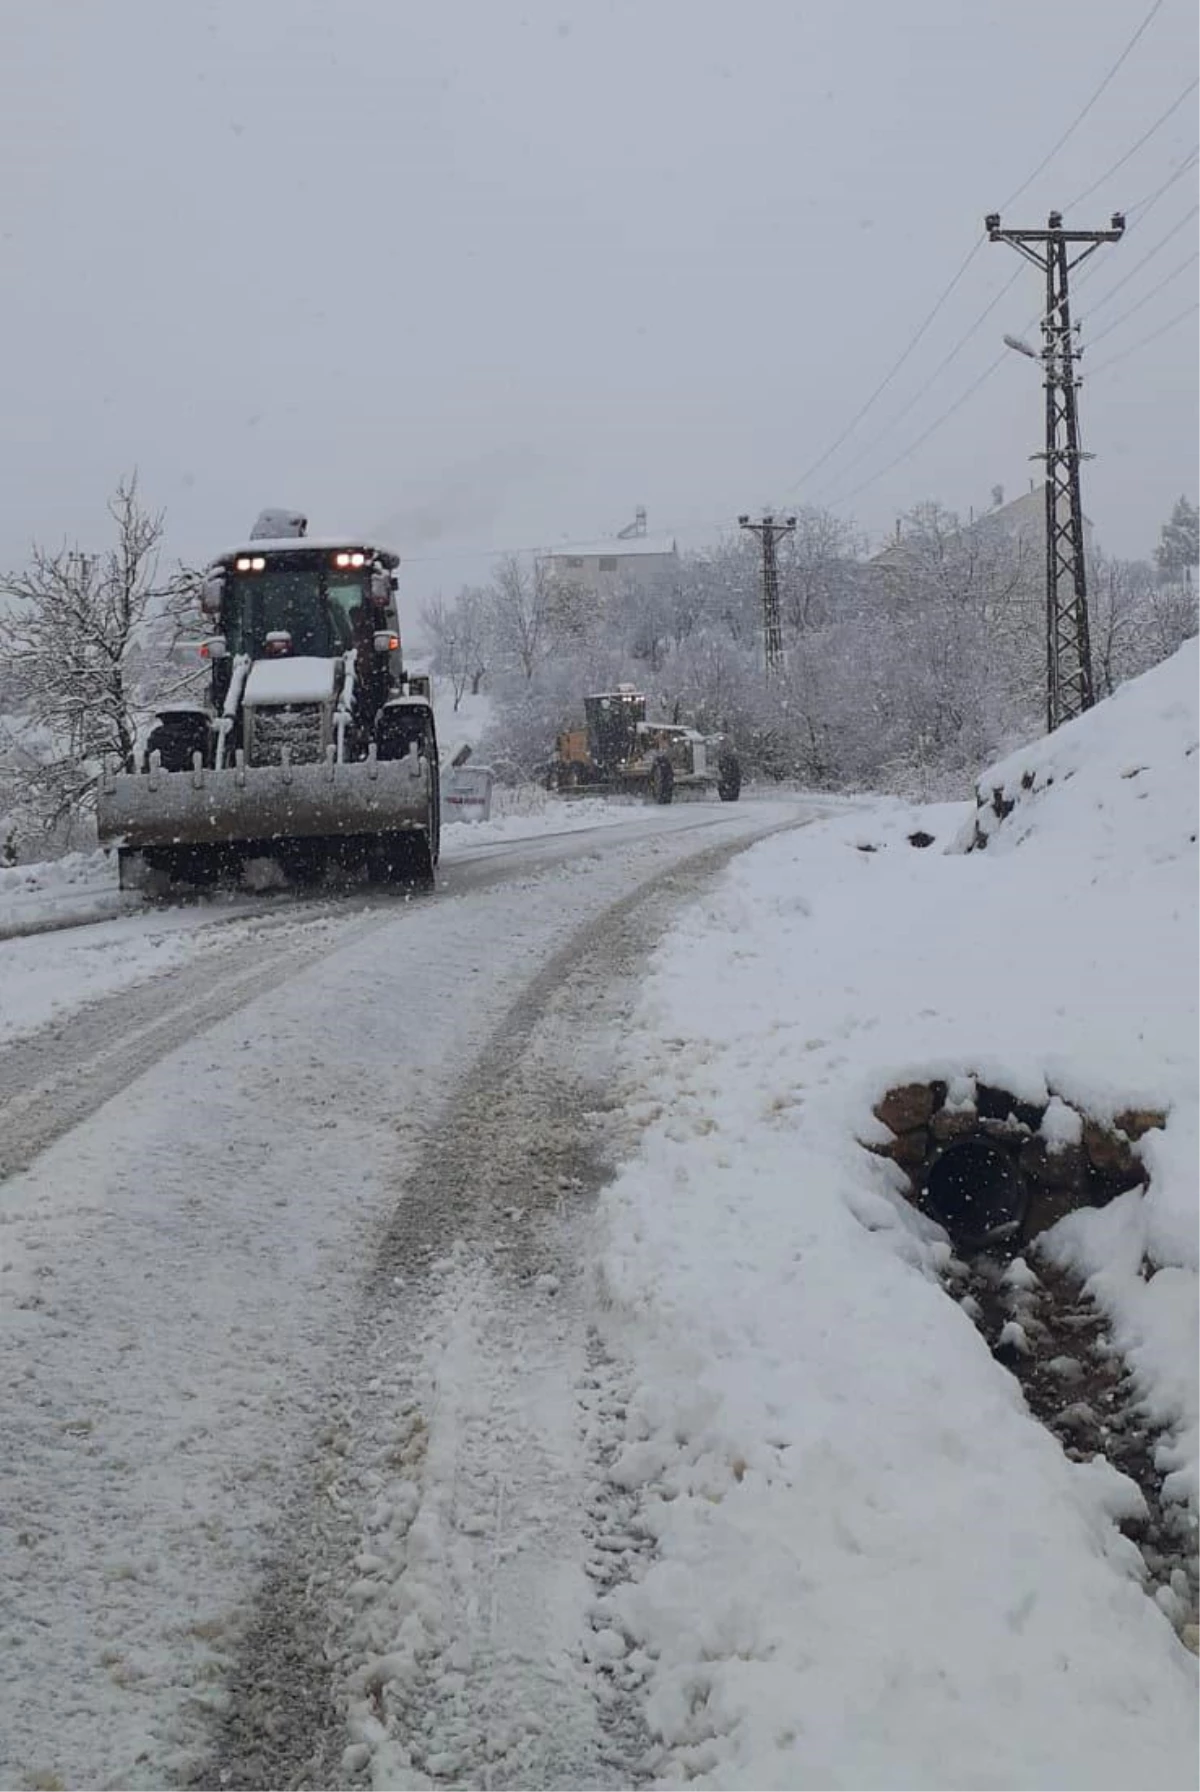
left=202, top=542, right=401, bottom=707
left=584, top=687, right=646, bottom=771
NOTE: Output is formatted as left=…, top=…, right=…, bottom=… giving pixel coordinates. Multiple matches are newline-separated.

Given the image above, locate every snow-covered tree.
left=0, top=475, right=191, bottom=834
left=420, top=585, right=490, bottom=710
left=476, top=490, right=1194, bottom=804
left=490, top=553, right=554, bottom=682
left=1154, top=496, right=1198, bottom=585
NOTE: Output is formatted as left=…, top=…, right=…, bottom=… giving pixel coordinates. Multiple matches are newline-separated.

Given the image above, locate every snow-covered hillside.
left=971, top=635, right=1198, bottom=873
left=594, top=642, right=1199, bottom=1788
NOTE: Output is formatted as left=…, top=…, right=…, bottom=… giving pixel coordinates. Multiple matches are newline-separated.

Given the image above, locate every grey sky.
left=1, top=0, right=1196, bottom=602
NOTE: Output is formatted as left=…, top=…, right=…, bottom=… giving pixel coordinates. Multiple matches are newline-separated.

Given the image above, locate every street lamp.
left=1002, top=333, right=1039, bottom=360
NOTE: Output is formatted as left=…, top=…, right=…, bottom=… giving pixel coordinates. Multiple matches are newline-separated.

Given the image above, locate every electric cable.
left=819, top=353, right=1009, bottom=513
left=1087, top=299, right=1199, bottom=375
left=1086, top=249, right=1199, bottom=347
left=1065, top=76, right=1199, bottom=209
left=775, top=0, right=1171, bottom=507
left=807, top=267, right=1026, bottom=504
left=999, top=0, right=1165, bottom=211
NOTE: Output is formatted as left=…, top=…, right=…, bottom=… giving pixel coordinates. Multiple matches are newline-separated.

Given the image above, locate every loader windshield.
left=225, top=559, right=366, bottom=659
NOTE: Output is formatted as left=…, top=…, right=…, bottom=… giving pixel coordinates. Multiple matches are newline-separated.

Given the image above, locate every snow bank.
left=0, top=848, right=112, bottom=907
left=594, top=645, right=1198, bottom=1787
left=971, top=638, right=1198, bottom=871
left=0, top=849, right=128, bottom=942
left=440, top=787, right=645, bottom=851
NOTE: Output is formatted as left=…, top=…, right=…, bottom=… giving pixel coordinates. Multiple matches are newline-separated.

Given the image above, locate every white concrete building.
left=539, top=508, right=678, bottom=601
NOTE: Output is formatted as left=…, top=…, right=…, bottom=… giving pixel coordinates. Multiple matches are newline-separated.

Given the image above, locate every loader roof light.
left=234, top=555, right=267, bottom=572
left=333, top=550, right=367, bottom=568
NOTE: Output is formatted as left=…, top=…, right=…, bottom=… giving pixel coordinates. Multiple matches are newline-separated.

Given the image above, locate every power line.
left=1086, top=203, right=1199, bottom=315
left=1126, top=146, right=1200, bottom=220
left=776, top=0, right=1170, bottom=508
left=1086, top=248, right=1199, bottom=347
left=1065, top=76, right=1199, bottom=209
left=808, top=267, right=1025, bottom=504
left=1087, top=300, right=1200, bottom=376
left=820, top=353, right=1008, bottom=513
left=999, top=0, right=1165, bottom=211
left=1059, top=148, right=1196, bottom=303
left=775, top=236, right=984, bottom=504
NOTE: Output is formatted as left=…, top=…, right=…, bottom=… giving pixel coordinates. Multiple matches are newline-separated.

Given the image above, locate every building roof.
left=869, top=487, right=1086, bottom=570
left=540, top=534, right=678, bottom=561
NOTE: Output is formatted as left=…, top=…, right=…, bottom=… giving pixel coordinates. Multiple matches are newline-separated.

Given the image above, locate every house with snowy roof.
left=538, top=507, right=678, bottom=601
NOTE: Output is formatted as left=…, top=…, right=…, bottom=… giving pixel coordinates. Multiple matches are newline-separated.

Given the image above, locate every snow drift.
left=969, top=637, right=1198, bottom=869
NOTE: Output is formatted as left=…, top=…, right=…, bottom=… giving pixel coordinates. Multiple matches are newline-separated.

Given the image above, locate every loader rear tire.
left=649, top=756, right=674, bottom=805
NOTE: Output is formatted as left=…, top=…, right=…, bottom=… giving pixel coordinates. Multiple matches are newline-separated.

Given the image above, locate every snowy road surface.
left=0, top=799, right=812, bottom=1790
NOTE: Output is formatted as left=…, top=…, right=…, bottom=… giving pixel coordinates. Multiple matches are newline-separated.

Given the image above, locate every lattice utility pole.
left=986, top=209, right=1124, bottom=731
left=738, top=512, right=796, bottom=675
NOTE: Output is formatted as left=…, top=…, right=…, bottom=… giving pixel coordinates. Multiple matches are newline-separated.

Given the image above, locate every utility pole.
left=986, top=208, right=1124, bottom=731
left=738, top=512, right=796, bottom=675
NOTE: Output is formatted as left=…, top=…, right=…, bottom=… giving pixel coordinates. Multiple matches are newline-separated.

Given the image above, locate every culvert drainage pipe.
left=923, top=1137, right=1028, bottom=1247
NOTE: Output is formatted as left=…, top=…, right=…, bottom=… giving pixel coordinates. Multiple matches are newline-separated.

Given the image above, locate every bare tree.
left=420, top=585, right=491, bottom=711
left=0, top=475, right=191, bottom=828
left=491, top=553, right=552, bottom=682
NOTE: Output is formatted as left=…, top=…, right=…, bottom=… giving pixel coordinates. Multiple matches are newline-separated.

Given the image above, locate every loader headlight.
left=333, top=551, right=366, bottom=568
left=234, top=556, right=266, bottom=572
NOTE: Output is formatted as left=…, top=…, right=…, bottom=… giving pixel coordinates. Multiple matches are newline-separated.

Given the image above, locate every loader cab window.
left=326, top=579, right=364, bottom=650
left=225, top=560, right=367, bottom=658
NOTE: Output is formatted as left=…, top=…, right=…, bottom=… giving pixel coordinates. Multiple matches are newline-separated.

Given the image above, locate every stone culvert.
left=865, top=1076, right=1164, bottom=1249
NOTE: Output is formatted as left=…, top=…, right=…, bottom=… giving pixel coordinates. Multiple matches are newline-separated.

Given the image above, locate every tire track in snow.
left=0, top=810, right=748, bottom=1182
left=205, top=820, right=810, bottom=1790
left=0, top=906, right=388, bottom=1181
left=0, top=815, right=756, bottom=1190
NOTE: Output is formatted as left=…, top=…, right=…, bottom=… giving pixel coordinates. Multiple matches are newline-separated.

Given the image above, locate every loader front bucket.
left=97, top=753, right=432, bottom=853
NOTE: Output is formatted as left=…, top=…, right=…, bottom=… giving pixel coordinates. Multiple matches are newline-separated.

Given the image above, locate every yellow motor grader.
left=546, top=685, right=741, bottom=805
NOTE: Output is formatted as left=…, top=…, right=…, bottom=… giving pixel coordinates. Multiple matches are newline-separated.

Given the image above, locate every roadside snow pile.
left=0, top=848, right=113, bottom=907
left=440, top=788, right=643, bottom=851
left=595, top=643, right=1198, bottom=1788
left=0, top=848, right=131, bottom=939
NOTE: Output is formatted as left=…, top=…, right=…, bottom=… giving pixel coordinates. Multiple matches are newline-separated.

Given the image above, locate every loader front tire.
left=372, top=830, right=435, bottom=892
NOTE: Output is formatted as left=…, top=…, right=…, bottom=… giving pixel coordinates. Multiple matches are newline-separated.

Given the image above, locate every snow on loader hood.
left=242, top=657, right=338, bottom=706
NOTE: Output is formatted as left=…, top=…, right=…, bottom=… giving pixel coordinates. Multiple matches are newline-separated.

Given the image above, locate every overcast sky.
left=1, top=0, right=1196, bottom=601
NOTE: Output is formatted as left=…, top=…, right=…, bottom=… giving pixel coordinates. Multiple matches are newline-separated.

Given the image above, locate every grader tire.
left=649, top=756, right=675, bottom=805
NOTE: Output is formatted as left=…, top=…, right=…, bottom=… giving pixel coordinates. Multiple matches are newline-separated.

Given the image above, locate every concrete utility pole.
left=738, top=512, right=796, bottom=675
left=986, top=209, right=1124, bottom=731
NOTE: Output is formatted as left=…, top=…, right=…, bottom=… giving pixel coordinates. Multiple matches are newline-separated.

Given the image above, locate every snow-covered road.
left=0, top=801, right=787, bottom=1045
left=0, top=799, right=813, bottom=1790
